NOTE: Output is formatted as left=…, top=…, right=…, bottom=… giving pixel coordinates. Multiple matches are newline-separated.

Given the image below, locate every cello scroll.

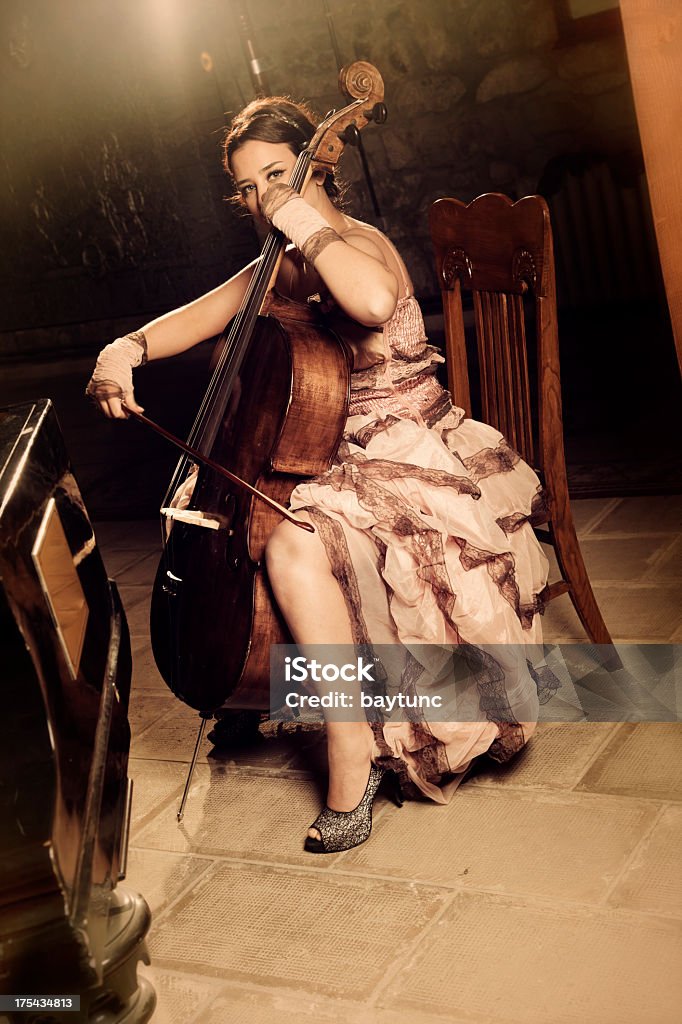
left=306, top=61, right=385, bottom=176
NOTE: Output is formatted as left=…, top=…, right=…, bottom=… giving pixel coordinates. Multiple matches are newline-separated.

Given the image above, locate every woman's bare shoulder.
left=341, top=217, right=413, bottom=296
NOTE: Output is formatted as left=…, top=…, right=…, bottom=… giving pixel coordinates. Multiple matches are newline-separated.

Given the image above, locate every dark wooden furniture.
left=429, top=193, right=613, bottom=645
left=0, top=399, right=154, bottom=1023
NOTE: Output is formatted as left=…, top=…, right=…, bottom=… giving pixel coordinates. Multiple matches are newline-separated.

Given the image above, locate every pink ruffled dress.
left=289, top=233, right=553, bottom=803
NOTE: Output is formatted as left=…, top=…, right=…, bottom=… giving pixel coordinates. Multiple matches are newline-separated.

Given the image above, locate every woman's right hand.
left=86, top=261, right=260, bottom=411
left=89, top=384, right=145, bottom=420
left=86, top=331, right=147, bottom=419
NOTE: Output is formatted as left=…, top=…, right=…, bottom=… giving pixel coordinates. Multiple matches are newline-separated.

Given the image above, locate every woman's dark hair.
left=222, top=96, right=342, bottom=205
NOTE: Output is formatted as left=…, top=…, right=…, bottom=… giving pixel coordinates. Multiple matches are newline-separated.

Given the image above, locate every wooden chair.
left=429, top=192, right=613, bottom=644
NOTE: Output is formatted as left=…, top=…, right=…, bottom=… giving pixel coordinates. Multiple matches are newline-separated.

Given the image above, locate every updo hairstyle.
left=222, top=96, right=342, bottom=205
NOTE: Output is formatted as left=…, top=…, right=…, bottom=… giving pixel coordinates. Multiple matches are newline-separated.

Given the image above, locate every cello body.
left=150, top=293, right=351, bottom=713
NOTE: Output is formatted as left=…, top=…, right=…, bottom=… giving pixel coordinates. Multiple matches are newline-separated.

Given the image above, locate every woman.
left=87, top=96, right=553, bottom=854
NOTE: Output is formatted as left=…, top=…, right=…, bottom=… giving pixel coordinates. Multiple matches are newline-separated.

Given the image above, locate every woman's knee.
left=265, top=519, right=315, bottom=583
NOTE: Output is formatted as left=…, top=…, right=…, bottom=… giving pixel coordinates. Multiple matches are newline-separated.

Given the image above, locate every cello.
left=143, top=63, right=387, bottom=811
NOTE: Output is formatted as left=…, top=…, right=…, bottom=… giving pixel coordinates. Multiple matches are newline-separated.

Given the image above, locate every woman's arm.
left=262, top=184, right=400, bottom=328
left=143, top=259, right=257, bottom=359
left=311, top=231, right=399, bottom=327
left=87, top=259, right=257, bottom=418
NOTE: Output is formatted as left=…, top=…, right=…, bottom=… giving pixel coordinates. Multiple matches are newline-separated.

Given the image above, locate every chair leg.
left=550, top=514, right=613, bottom=645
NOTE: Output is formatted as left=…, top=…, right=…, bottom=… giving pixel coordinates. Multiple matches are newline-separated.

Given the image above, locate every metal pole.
left=233, top=0, right=271, bottom=96
left=322, top=0, right=383, bottom=220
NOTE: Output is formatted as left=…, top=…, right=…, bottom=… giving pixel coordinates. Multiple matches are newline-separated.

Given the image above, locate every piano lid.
left=0, top=400, right=53, bottom=518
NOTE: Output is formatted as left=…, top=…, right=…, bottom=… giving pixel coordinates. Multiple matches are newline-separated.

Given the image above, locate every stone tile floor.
left=94, top=495, right=682, bottom=1024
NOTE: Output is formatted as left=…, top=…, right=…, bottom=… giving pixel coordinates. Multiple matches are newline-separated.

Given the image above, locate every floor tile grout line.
left=129, top=790, right=188, bottom=834
left=129, top=686, right=174, bottom=694
left=128, top=843, right=217, bottom=863
left=197, top=987, right=401, bottom=1024
left=105, top=554, right=153, bottom=578
left=128, top=697, right=179, bottom=725
left=125, top=845, right=682, bottom=924
left=152, top=959, right=466, bottom=1019
left=592, top=580, right=682, bottom=590
left=361, top=889, right=461, bottom=1011
left=144, top=882, right=462, bottom=1011
left=641, top=534, right=681, bottom=580
left=574, top=497, right=622, bottom=535
left=466, top=775, right=624, bottom=797
left=128, top=756, right=317, bottom=780
left=567, top=720, right=638, bottom=792
left=578, top=528, right=681, bottom=540
left=126, top=749, right=681, bottom=804
left=131, top=846, right=465, bottom=895
left=142, top=958, right=462, bottom=1021
left=128, top=703, right=196, bottom=743
left=612, top=624, right=681, bottom=642
left=136, top=963, right=227, bottom=1024
left=184, top=988, right=225, bottom=1024
left=139, top=892, right=682, bottom=1015
left=574, top=576, right=682, bottom=586
left=137, top=855, right=218, bottom=929
left=599, top=801, right=672, bottom=908
left=566, top=721, right=625, bottom=792
left=455, top=781, right=670, bottom=809
left=571, top=790, right=682, bottom=804
left=128, top=766, right=678, bottom=849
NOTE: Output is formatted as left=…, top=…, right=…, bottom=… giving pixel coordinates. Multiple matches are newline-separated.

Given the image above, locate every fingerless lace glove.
left=86, top=330, right=148, bottom=401
left=261, top=182, right=342, bottom=265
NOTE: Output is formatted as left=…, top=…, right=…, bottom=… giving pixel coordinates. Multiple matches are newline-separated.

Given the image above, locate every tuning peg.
left=368, top=102, right=388, bottom=124
left=340, top=123, right=361, bottom=146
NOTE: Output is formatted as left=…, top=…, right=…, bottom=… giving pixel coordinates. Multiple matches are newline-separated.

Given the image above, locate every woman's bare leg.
left=265, top=518, right=374, bottom=835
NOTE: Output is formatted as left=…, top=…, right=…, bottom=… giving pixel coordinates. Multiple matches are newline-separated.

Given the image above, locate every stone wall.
left=261, top=0, right=641, bottom=292
left=0, top=0, right=644, bottom=357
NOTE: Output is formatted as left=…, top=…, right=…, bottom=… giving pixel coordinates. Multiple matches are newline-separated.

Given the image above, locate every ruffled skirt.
left=289, top=401, right=552, bottom=803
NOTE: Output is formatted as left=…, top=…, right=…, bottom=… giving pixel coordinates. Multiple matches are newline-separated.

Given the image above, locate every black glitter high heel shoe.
left=304, top=764, right=403, bottom=854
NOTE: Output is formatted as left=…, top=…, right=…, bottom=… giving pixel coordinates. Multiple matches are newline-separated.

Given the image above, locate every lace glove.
left=85, top=330, right=147, bottom=418
left=261, top=182, right=342, bottom=266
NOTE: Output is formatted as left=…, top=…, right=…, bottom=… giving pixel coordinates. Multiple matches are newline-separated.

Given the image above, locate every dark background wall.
left=0, top=0, right=679, bottom=512
left=0, top=0, right=651, bottom=350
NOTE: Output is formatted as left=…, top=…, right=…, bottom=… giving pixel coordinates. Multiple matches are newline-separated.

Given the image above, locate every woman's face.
left=230, top=139, right=299, bottom=222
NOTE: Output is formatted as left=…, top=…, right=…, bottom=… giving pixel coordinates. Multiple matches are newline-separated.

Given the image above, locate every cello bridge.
left=160, top=507, right=234, bottom=533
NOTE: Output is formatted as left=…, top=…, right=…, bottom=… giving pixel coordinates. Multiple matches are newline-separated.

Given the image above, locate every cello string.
left=207, top=149, right=310, bottom=397
left=163, top=85, right=374, bottom=501
left=182, top=94, right=355, bottom=458
left=160, top=240, right=277, bottom=506
left=162, top=226, right=285, bottom=504
left=187, top=148, right=312, bottom=456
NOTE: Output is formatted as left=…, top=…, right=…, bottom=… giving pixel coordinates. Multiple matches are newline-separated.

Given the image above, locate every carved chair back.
left=429, top=193, right=613, bottom=645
